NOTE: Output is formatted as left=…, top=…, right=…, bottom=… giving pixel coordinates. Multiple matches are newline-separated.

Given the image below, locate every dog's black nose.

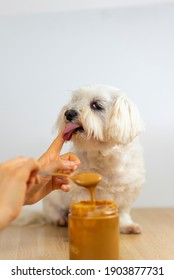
left=65, top=109, right=78, bottom=121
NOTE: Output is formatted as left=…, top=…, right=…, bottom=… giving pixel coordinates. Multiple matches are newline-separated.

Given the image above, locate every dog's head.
left=56, top=85, right=144, bottom=150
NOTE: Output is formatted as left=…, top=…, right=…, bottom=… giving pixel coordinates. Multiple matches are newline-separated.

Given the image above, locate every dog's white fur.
left=43, top=85, right=145, bottom=234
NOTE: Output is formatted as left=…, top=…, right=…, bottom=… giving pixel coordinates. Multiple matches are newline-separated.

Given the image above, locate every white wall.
left=0, top=2, right=174, bottom=209
left=1, top=0, right=173, bottom=15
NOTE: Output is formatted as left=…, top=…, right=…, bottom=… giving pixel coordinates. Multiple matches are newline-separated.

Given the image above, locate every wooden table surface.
left=0, top=208, right=173, bottom=260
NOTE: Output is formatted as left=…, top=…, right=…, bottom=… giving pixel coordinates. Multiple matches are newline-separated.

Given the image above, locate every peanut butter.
left=68, top=173, right=119, bottom=260
left=71, top=173, right=102, bottom=204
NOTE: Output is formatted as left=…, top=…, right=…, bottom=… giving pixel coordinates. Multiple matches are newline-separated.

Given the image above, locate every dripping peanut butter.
left=68, top=172, right=119, bottom=260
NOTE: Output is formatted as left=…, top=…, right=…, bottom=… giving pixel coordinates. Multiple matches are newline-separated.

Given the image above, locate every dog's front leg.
left=118, top=207, right=142, bottom=234
left=43, top=191, right=71, bottom=227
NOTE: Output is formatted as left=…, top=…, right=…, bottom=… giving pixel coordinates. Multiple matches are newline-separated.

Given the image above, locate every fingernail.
left=64, top=161, right=76, bottom=168
left=62, top=185, right=71, bottom=192
left=73, top=164, right=78, bottom=170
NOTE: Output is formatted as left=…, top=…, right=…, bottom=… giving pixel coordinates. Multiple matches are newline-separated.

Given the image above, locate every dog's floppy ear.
left=107, top=95, right=144, bottom=145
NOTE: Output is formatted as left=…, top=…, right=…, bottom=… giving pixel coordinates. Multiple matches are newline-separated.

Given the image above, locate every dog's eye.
left=90, top=101, right=104, bottom=111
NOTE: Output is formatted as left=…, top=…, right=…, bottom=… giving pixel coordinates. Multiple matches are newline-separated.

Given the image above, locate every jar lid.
left=69, top=200, right=118, bottom=217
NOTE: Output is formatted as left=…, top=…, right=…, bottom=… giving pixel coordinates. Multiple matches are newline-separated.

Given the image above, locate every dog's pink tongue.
left=63, top=123, right=81, bottom=141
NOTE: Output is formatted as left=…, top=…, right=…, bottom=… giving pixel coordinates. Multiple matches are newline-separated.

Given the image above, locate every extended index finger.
left=47, top=130, right=65, bottom=154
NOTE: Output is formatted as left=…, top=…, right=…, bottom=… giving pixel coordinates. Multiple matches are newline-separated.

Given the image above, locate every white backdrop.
left=0, top=1, right=174, bottom=209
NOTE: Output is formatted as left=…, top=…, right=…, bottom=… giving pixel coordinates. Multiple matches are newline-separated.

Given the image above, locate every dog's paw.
left=53, top=216, right=68, bottom=227
left=44, top=208, right=69, bottom=227
left=120, top=223, right=142, bottom=234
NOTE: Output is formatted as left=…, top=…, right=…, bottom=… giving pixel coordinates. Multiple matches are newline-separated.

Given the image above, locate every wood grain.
left=0, top=208, right=173, bottom=260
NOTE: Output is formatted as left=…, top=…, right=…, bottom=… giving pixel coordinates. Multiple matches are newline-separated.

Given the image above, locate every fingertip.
left=72, top=164, right=79, bottom=171
left=61, top=160, right=75, bottom=170
left=61, top=184, right=71, bottom=192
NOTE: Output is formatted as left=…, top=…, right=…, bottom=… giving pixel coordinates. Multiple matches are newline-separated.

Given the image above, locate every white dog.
left=43, top=85, right=145, bottom=234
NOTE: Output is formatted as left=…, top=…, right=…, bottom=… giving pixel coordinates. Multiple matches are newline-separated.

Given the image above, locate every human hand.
left=24, top=131, right=80, bottom=204
left=0, top=157, right=40, bottom=230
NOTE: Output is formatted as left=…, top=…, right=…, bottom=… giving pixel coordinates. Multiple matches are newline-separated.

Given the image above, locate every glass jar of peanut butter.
left=69, top=200, right=119, bottom=260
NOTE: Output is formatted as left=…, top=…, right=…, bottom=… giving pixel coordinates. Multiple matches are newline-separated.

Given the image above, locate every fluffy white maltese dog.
left=43, top=85, right=145, bottom=234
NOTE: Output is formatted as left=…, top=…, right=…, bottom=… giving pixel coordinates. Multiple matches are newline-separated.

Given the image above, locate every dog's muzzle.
left=63, top=110, right=84, bottom=141
left=65, top=109, right=78, bottom=121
